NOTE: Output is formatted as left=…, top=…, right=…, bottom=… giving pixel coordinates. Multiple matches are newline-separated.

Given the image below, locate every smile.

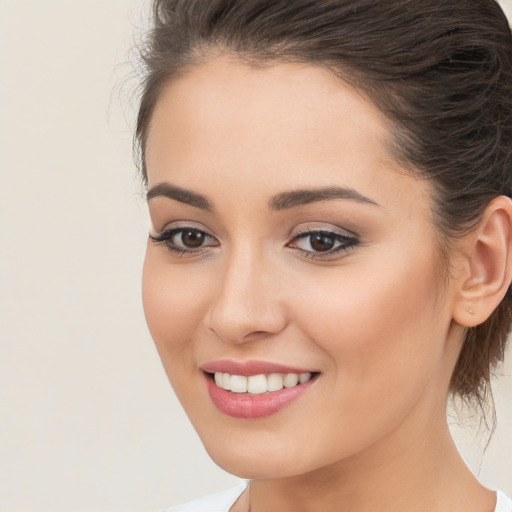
left=202, top=364, right=319, bottom=419
left=213, top=371, right=312, bottom=394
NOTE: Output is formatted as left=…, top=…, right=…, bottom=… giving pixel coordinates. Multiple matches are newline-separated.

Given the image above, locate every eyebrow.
left=146, top=183, right=379, bottom=212
left=268, top=186, right=379, bottom=211
left=146, top=183, right=213, bottom=211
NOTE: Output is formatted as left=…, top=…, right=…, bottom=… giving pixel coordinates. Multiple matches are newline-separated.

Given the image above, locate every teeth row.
left=214, top=372, right=312, bottom=394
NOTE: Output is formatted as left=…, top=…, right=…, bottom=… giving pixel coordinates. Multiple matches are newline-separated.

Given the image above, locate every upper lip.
left=201, top=359, right=316, bottom=376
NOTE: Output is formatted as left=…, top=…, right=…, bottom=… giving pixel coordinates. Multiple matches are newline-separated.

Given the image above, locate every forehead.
left=148, top=59, right=387, bottom=167
left=145, top=56, right=431, bottom=221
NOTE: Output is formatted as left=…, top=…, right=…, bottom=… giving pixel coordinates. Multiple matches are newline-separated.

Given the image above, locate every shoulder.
left=495, top=491, right=512, bottom=512
left=162, top=483, right=248, bottom=512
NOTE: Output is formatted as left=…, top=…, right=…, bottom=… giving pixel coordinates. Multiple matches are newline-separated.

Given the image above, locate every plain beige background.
left=0, top=1, right=511, bottom=511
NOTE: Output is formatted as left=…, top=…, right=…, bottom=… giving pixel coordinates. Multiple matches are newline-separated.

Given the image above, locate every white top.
left=163, top=483, right=247, bottom=512
left=163, top=483, right=512, bottom=512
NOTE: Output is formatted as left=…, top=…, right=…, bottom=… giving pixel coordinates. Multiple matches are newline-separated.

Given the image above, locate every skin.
left=142, top=56, right=499, bottom=512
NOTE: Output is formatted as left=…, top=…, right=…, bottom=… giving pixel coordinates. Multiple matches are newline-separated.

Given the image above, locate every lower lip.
left=204, top=373, right=316, bottom=419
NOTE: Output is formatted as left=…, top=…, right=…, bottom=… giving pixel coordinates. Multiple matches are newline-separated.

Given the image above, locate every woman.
left=135, top=1, right=512, bottom=510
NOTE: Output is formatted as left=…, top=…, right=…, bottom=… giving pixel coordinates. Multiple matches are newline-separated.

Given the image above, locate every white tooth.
left=248, top=374, right=268, bottom=394
left=214, top=372, right=223, bottom=386
left=283, top=373, right=299, bottom=388
left=299, top=372, right=312, bottom=384
left=267, top=373, right=284, bottom=392
left=222, top=373, right=231, bottom=390
left=230, top=374, right=248, bottom=393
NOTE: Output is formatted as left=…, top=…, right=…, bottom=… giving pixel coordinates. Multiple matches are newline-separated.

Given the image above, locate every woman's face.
left=143, top=57, right=463, bottom=478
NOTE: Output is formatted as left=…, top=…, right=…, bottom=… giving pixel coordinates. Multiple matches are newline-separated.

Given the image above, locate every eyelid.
left=150, top=227, right=218, bottom=243
left=287, top=225, right=360, bottom=259
left=291, top=222, right=358, bottom=239
left=149, top=220, right=211, bottom=237
left=149, top=222, right=220, bottom=256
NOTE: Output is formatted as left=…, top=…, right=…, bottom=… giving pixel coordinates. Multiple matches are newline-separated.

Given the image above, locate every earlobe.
left=453, top=196, right=512, bottom=327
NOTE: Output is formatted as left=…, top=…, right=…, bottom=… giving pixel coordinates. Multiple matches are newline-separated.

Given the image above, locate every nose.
left=205, top=246, right=288, bottom=344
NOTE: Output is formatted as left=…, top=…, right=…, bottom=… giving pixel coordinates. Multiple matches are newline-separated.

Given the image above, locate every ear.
left=452, top=196, right=512, bottom=327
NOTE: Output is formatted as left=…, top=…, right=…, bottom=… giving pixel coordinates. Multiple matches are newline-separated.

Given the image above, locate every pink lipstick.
left=201, top=360, right=318, bottom=419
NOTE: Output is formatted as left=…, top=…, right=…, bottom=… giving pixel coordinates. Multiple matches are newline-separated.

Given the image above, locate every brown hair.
left=135, top=0, right=512, bottom=407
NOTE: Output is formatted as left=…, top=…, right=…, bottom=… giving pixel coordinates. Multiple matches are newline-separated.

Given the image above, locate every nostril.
left=243, top=330, right=268, bottom=339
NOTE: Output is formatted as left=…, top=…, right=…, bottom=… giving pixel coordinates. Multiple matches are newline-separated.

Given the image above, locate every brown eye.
left=180, top=229, right=205, bottom=248
left=288, top=229, right=359, bottom=258
left=149, top=226, right=219, bottom=255
left=309, top=233, right=335, bottom=252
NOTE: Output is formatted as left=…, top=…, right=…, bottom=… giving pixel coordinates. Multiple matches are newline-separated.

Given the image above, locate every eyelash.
left=149, top=226, right=359, bottom=259
left=149, top=227, right=219, bottom=256
left=287, top=228, right=359, bottom=259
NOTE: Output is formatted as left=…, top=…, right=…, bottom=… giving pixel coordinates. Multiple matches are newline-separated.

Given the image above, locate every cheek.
left=292, top=249, right=447, bottom=397
left=142, top=248, right=210, bottom=360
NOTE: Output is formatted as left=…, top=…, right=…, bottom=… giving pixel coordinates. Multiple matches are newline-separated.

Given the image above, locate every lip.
left=201, top=359, right=314, bottom=376
left=201, top=361, right=319, bottom=419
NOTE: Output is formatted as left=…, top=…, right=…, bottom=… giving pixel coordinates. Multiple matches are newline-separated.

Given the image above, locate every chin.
left=198, top=424, right=343, bottom=481
left=207, top=448, right=303, bottom=480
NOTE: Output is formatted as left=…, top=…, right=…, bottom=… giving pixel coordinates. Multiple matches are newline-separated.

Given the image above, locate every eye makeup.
left=149, top=223, right=360, bottom=261
left=286, top=227, right=360, bottom=259
left=149, top=226, right=219, bottom=256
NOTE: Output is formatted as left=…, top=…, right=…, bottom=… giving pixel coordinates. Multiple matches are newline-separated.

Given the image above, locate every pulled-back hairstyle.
left=135, top=0, right=512, bottom=408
